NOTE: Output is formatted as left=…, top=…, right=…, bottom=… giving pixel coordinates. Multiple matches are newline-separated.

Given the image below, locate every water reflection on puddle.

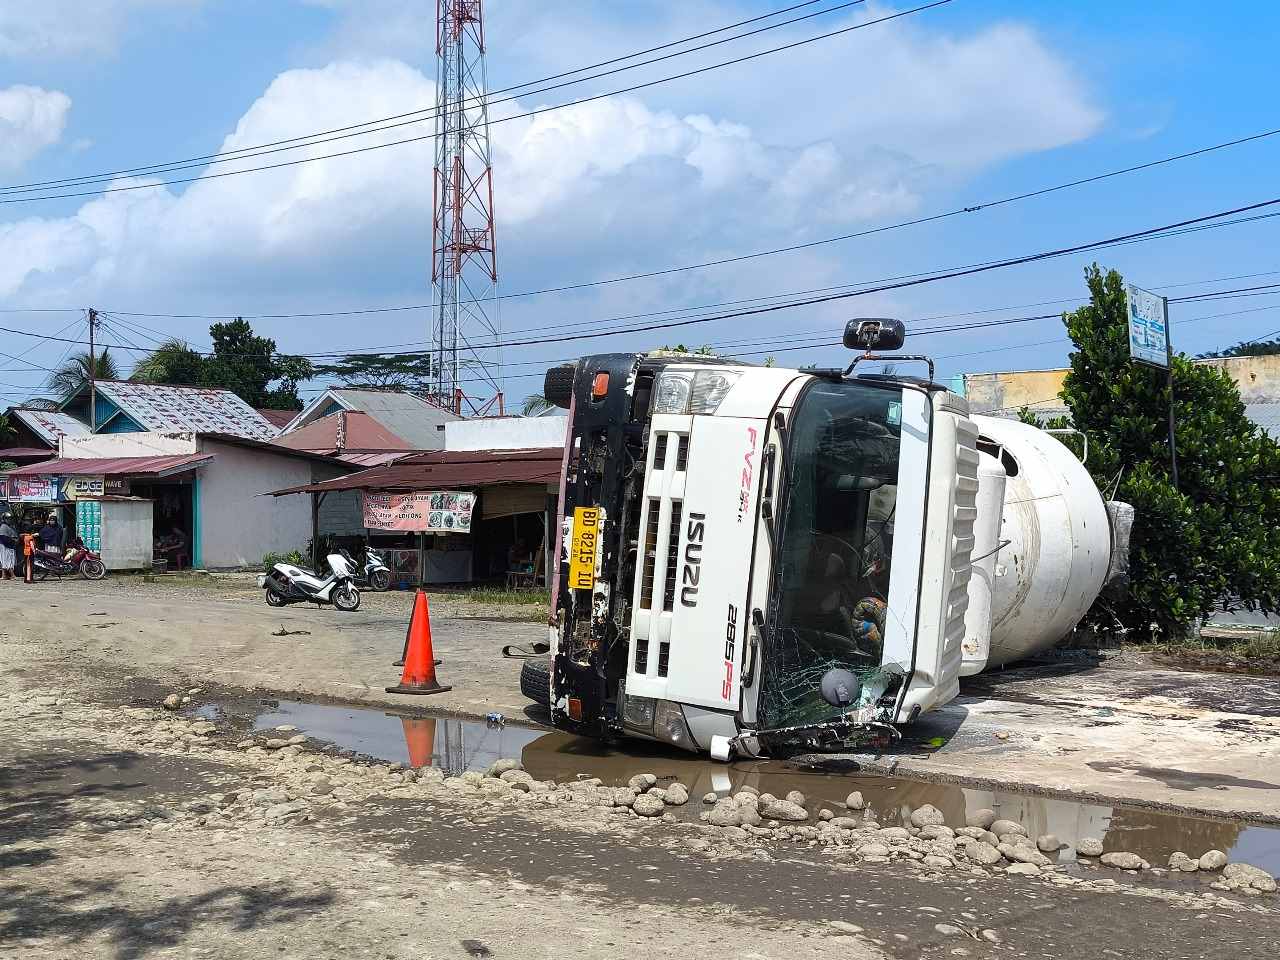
left=225, top=698, right=1279, bottom=876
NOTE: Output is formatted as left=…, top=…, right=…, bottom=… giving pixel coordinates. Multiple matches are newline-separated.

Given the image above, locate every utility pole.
left=1163, top=297, right=1180, bottom=490
left=88, top=307, right=98, bottom=431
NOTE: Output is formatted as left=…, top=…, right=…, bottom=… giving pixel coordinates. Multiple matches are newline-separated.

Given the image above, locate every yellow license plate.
left=568, top=507, right=602, bottom=590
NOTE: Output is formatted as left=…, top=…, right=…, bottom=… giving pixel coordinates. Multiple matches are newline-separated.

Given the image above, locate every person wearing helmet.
left=0, top=512, right=16, bottom=580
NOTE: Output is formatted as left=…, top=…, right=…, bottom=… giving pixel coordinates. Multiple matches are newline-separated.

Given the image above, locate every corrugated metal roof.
left=93, top=381, right=277, bottom=440
left=274, top=410, right=412, bottom=453
left=10, top=408, right=91, bottom=445
left=272, top=448, right=560, bottom=496
left=255, top=408, right=296, bottom=430
left=282, top=388, right=457, bottom=448
left=6, top=453, right=215, bottom=478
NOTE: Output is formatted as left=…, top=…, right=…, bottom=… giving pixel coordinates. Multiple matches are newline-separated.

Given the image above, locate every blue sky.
left=1, top=0, right=1278, bottom=408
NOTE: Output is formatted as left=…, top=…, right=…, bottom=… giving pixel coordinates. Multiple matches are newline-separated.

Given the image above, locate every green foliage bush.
left=261, top=550, right=307, bottom=571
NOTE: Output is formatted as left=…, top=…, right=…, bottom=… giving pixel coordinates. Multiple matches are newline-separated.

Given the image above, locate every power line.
left=81, top=126, right=1280, bottom=324
left=0, top=2, right=949, bottom=207
left=0, top=1, right=842, bottom=195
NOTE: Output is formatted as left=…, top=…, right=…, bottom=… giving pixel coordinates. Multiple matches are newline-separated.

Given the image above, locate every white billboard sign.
left=1126, top=284, right=1169, bottom=368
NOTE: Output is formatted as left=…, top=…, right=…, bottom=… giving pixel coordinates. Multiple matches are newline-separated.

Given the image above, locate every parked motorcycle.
left=32, top=545, right=107, bottom=581
left=259, top=552, right=360, bottom=611
left=339, top=547, right=392, bottom=592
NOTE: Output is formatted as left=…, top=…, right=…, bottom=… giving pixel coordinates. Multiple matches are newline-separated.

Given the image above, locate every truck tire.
left=543, top=365, right=575, bottom=409
left=520, top=656, right=551, bottom=709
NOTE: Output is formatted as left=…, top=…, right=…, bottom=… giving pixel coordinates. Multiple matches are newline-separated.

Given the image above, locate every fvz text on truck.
left=540, top=320, right=1130, bottom=760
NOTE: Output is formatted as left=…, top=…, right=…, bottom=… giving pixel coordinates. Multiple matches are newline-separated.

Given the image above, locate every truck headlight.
left=653, top=372, right=692, bottom=414
left=654, top=699, right=696, bottom=751
left=653, top=370, right=740, bottom=415
left=622, top=694, right=655, bottom=733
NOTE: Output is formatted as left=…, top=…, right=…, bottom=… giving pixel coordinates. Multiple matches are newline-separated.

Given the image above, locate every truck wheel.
left=519, top=656, right=551, bottom=709
left=543, top=365, right=575, bottom=409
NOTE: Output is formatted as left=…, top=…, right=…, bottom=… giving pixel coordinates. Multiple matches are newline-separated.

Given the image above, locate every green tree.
left=521, top=393, right=552, bottom=416
left=314, top=353, right=434, bottom=391
left=1054, top=265, right=1280, bottom=637
left=1199, top=337, right=1280, bottom=359
left=129, top=338, right=206, bottom=385
left=47, top=349, right=120, bottom=398
left=198, top=318, right=314, bottom=409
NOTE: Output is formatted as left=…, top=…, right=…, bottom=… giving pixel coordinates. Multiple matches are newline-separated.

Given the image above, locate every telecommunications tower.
left=431, top=0, right=501, bottom=415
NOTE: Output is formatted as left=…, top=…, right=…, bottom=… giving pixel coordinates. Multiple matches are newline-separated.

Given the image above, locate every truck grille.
left=639, top=498, right=660, bottom=609
left=662, top=501, right=682, bottom=611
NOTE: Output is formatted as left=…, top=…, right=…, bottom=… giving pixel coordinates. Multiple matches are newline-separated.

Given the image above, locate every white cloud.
left=0, top=0, right=202, bottom=60
left=0, top=85, right=71, bottom=173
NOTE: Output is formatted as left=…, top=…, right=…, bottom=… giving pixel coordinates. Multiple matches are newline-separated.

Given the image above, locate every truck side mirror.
left=844, top=318, right=906, bottom=352
left=819, top=668, right=859, bottom=708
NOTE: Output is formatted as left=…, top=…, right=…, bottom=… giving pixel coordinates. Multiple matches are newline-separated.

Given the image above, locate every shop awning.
left=4, top=453, right=215, bottom=479
left=271, top=448, right=560, bottom=496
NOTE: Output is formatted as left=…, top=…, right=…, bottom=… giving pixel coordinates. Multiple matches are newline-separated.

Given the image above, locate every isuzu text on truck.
left=536, top=321, right=1129, bottom=759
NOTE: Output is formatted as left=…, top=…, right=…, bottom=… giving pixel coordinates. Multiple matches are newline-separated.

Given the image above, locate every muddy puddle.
left=197, top=697, right=1280, bottom=876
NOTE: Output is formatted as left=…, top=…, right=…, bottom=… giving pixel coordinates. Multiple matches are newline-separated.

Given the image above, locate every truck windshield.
left=760, top=378, right=909, bottom=731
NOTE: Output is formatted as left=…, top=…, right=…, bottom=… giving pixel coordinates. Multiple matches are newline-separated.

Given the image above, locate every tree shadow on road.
left=0, top=876, right=335, bottom=960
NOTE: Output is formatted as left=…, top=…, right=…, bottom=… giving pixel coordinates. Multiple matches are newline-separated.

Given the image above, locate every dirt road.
left=3, top=668, right=1278, bottom=960
left=4, top=576, right=1278, bottom=822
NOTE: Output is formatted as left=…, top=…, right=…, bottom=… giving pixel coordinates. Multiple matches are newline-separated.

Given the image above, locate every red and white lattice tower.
left=431, top=0, right=501, bottom=415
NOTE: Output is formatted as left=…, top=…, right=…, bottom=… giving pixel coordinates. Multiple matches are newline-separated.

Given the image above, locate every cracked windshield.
left=761, top=379, right=910, bottom=731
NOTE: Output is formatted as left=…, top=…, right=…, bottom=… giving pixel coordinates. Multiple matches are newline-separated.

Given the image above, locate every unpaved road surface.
left=3, top=667, right=1278, bottom=960
left=4, top=577, right=1279, bottom=821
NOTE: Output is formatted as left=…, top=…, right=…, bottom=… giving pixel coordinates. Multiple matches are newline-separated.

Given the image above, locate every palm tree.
left=47, top=349, right=120, bottom=399
left=521, top=393, right=553, bottom=416
left=129, top=338, right=204, bottom=385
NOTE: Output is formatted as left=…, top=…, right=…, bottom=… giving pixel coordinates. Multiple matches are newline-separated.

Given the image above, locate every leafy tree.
left=521, top=393, right=552, bottom=416
left=0, top=413, right=14, bottom=445
left=314, top=353, right=434, bottom=391
left=197, top=318, right=314, bottom=410
left=1199, top=337, right=1280, bottom=359
left=129, top=338, right=205, bottom=385
left=1051, top=265, right=1280, bottom=638
left=47, top=349, right=120, bottom=398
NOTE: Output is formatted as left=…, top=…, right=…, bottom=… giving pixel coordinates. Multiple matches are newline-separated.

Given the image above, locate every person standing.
left=39, top=512, right=64, bottom=556
left=20, top=522, right=35, bottom=583
left=0, top=513, right=16, bottom=580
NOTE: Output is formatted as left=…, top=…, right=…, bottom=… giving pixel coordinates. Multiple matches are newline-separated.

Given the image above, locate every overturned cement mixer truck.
left=528, top=319, right=1130, bottom=760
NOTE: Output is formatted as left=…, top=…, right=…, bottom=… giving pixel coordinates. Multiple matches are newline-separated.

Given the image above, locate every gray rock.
left=1100, top=851, right=1149, bottom=871
left=830, top=817, right=860, bottom=830
left=1168, top=852, right=1199, bottom=873
left=1223, top=862, right=1277, bottom=892
left=632, top=794, right=665, bottom=817
left=828, top=920, right=864, bottom=935
left=919, top=825, right=955, bottom=840
left=702, top=792, right=718, bottom=804
left=162, top=694, right=181, bottom=711
left=738, top=784, right=760, bottom=796
left=818, top=808, right=834, bottom=821
left=760, top=798, right=808, bottom=822
left=845, top=791, right=865, bottom=810
left=485, top=758, right=522, bottom=778
left=500, top=769, right=535, bottom=785
left=934, top=923, right=964, bottom=936
left=707, top=803, right=743, bottom=827
left=310, top=780, right=334, bottom=796
left=980, top=929, right=1002, bottom=944
left=235, top=739, right=255, bottom=749
left=999, top=843, right=1050, bottom=866
left=990, top=819, right=1026, bottom=839
left=857, top=842, right=891, bottom=858
left=628, top=773, right=657, bottom=792
left=664, top=783, right=689, bottom=806
left=1036, top=834, right=1063, bottom=853
left=966, top=808, right=997, bottom=829
left=274, top=724, right=298, bottom=732
left=1005, top=862, right=1041, bottom=876
left=963, top=841, right=1002, bottom=866
left=612, top=787, right=638, bottom=808
left=910, top=804, right=946, bottom=828
left=1198, top=849, right=1228, bottom=871
left=785, top=790, right=806, bottom=807
left=956, top=827, right=988, bottom=840
left=263, top=738, right=289, bottom=750
left=877, top=826, right=912, bottom=842
left=287, top=735, right=307, bottom=745
left=922, top=855, right=954, bottom=869
left=733, top=791, right=760, bottom=807
left=1076, top=837, right=1104, bottom=857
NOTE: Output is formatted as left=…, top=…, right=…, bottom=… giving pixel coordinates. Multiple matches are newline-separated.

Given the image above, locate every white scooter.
left=340, top=547, right=392, bottom=592
left=259, top=552, right=361, bottom=611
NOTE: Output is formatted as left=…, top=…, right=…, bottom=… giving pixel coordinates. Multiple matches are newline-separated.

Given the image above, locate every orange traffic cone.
left=386, top=590, right=452, bottom=696
left=400, top=716, right=437, bottom=768
left=394, top=590, right=442, bottom=667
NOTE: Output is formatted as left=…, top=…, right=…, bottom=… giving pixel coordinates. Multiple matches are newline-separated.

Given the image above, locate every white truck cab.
left=542, top=322, right=1124, bottom=758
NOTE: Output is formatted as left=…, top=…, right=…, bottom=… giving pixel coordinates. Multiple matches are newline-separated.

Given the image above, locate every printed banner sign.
left=6, top=476, right=59, bottom=502
left=1126, top=283, right=1169, bottom=368
left=362, top=490, right=476, bottom=532
left=61, top=476, right=105, bottom=501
